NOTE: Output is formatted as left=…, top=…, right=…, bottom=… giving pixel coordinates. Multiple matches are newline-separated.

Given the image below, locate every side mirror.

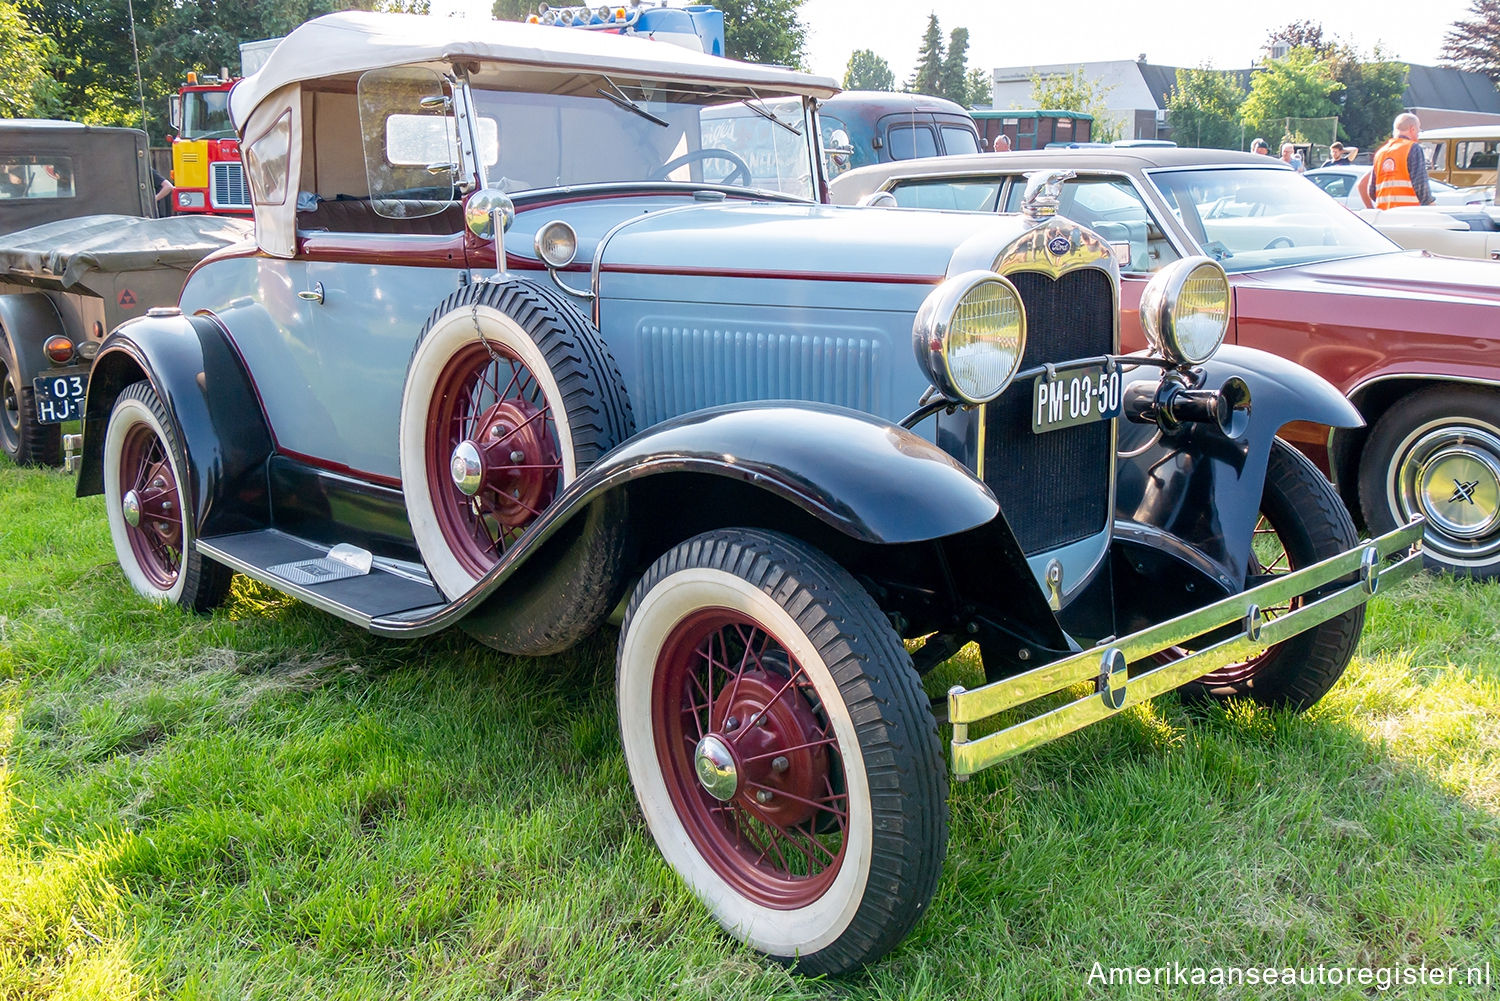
left=168, top=95, right=182, bottom=132
left=858, top=191, right=898, bottom=208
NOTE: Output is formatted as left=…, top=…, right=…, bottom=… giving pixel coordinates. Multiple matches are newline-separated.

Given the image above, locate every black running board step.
left=198, top=529, right=446, bottom=629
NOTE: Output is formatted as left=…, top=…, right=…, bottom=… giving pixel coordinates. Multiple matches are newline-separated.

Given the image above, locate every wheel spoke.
left=744, top=781, right=849, bottom=821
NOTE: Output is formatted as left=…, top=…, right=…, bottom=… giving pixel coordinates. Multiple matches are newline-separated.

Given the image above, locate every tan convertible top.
left=229, top=10, right=839, bottom=130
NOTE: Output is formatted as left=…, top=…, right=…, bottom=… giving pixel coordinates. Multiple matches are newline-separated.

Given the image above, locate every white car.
left=1304, top=165, right=1500, bottom=261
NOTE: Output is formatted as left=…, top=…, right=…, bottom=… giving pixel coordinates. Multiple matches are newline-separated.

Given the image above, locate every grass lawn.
left=2, top=457, right=1497, bottom=999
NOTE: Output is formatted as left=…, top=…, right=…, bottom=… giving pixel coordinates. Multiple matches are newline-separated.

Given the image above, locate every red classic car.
left=831, top=148, right=1500, bottom=579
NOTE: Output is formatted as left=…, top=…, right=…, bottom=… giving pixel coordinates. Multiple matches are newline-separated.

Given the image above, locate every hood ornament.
left=1020, top=169, right=1076, bottom=225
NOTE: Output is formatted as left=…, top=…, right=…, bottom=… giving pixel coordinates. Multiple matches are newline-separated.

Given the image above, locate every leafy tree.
left=1030, top=67, right=1121, bottom=142
left=0, top=0, right=63, bottom=118
left=1239, top=46, right=1342, bottom=146
left=1165, top=65, right=1245, bottom=150
left=843, top=48, right=894, bottom=91
left=964, top=66, right=990, bottom=108
left=491, top=0, right=532, bottom=18
left=1266, top=19, right=1333, bottom=56
left=939, top=26, right=969, bottom=104
left=1442, top=0, right=1500, bottom=80
left=1327, top=47, right=1408, bottom=150
left=715, top=0, right=807, bottom=67
left=906, top=13, right=944, bottom=97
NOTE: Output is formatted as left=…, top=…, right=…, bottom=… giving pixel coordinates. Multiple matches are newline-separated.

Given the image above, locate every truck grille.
left=210, top=161, right=251, bottom=209
left=983, top=268, right=1115, bottom=555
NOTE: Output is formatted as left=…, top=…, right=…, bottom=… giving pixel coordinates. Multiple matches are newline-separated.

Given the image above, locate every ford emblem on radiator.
left=1047, top=234, right=1072, bottom=257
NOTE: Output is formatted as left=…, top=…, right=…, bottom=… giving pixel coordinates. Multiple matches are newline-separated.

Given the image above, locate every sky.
left=797, top=0, right=1477, bottom=84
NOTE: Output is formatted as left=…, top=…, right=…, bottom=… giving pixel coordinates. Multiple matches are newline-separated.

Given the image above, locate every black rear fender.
left=77, top=311, right=271, bottom=537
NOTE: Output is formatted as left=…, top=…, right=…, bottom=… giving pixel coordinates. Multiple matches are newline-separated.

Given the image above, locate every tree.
left=906, top=13, right=944, bottom=97
left=715, top=0, right=807, bottom=67
left=1165, top=65, right=1246, bottom=150
left=0, top=0, right=63, bottom=118
left=1442, top=0, right=1500, bottom=81
left=1266, top=19, right=1334, bottom=56
left=1240, top=46, right=1342, bottom=147
left=964, top=67, right=990, bottom=108
left=1327, top=47, right=1408, bottom=150
left=1030, top=67, right=1122, bottom=142
left=939, top=26, right=969, bottom=104
left=843, top=48, right=894, bottom=91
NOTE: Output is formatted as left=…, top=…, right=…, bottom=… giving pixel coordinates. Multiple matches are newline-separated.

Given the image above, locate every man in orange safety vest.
left=1360, top=113, right=1436, bottom=210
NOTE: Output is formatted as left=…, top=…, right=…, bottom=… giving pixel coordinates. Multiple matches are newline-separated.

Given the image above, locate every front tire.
left=1179, top=439, right=1363, bottom=710
left=103, top=381, right=231, bottom=611
left=618, top=529, right=947, bottom=975
left=1358, top=386, right=1500, bottom=580
left=0, top=326, right=62, bottom=466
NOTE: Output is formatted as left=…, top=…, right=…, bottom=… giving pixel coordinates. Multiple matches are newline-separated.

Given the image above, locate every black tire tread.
left=621, top=528, right=947, bottom=975
left=1, top=329, right=63, bottom=466
left=1182, top=439, right=1362, bottom=710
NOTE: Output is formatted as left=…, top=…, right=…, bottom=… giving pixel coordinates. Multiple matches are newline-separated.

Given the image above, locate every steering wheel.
left=1263, top=236, right=1294, bottom=250
left=652, top=148, right=752, bottom=186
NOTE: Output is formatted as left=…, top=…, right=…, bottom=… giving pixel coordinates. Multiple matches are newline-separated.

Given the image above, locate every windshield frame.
left=462, top=78, right=822, bottom=203
left=1143, top=163, right=1404, bottom=274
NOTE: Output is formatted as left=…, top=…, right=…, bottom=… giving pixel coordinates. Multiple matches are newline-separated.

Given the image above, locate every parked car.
left=1419, top=124, right=1500, bottom=190
left=77, top=12, right=1420, bottom=973
left=1304, top=164, right=1491, bottom=208
left=0, top=119, right=253, bottom=465
left=1302, top=164, right=1500, bottom=262
left=831, top=147, right=1500, bottom=579
left=818, top=91, right=981, bottom=178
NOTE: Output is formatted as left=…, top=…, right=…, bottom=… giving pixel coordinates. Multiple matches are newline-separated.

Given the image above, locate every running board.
left=198, top=529, right=446, bottom=630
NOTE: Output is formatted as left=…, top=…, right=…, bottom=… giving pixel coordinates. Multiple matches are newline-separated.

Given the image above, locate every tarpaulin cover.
left=0, top=214, right=254, bottom=291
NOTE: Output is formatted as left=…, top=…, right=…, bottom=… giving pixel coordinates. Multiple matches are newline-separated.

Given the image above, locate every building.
left=988, top=57, right=1500, bottom=144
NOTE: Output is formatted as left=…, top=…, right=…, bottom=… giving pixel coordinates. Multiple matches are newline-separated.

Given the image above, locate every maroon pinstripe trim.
left=599, top=263, right=943, bottom=284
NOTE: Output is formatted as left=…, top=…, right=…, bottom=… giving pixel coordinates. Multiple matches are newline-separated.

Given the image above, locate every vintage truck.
left=0, top=119, right=252, bottom=465
left=76, top=11, right=1422, bottom=974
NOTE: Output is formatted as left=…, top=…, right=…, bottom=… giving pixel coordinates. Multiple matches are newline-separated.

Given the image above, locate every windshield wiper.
left=740, top=94, right=801, bottom=136
left=597, top=77, right=668, bottom=128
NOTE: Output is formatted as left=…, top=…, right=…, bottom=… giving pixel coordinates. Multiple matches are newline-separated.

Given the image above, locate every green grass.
left=2, top=459, right=1497, bottom=999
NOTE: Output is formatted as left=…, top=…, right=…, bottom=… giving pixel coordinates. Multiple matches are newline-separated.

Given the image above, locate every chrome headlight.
left=913, top=270, right=1027, bottom=405
left=1138, top=256, right=1230, bottom=365
left=534, top=219, right=578, bottom=268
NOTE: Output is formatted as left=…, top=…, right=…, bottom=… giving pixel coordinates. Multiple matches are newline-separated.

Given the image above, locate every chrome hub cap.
left=1417, top=444, right=1500, bottom=539
left=450, top=440, right=484, bottom=496
left=122, top=489, right=143, bottom=527
left=693, top=734, right=738, bottom=802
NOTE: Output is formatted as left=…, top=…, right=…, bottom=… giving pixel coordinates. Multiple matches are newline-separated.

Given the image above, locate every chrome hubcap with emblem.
left=693, top=734, right=738, bottom=801
left=1391, top=422, right=1500, bottom=565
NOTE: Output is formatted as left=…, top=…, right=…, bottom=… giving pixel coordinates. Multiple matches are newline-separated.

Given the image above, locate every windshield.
left=182, top=90, right=235, bottom=140
left=469, top=83, right=816, bottom=200
left=1150, top=166, right=1400, bottom=273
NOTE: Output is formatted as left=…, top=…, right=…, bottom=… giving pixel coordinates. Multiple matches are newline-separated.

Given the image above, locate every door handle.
left=297, top=281, right=325, bottom=304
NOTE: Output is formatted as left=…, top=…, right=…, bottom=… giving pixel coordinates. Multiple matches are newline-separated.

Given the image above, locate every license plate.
left=1032, top=362, right=1122, bottom=434
left=33, top=373, right=87, bottom=425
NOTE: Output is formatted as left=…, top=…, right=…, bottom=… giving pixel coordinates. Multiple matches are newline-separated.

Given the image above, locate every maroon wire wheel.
left=1196, top=511, right=1296, bottom=685
left=424, top=340, right=564, bottom=579
left=652, top=608, right=849, bottom=909
left=116, top=418, right=185, bottom=591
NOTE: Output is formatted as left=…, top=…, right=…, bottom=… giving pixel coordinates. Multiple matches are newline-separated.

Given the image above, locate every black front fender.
left=1114, top=344, right=1361, bottom=588
left=379, top=402, right=1003, bottom=637
left=77, top=311, right=271, bottom=537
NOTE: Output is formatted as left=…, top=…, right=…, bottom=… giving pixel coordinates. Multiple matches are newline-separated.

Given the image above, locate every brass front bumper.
left=948, top=518, right=1425, bottom=777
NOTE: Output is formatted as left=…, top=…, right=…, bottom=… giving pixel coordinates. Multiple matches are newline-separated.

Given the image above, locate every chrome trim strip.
left=947, top=517, right=1424, bottom=776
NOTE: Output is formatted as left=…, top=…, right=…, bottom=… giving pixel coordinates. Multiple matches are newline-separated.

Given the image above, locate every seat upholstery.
left=297, top=198, right=462, bottom=235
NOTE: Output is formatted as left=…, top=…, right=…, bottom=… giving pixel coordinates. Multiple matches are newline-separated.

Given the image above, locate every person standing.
left=1320, top=141, right=1356, bottom=167
left=151, top=168, right=174, bottom=218
left=1360, top=113, right=1435, bottom=209
left=1279, top=143, right=1305, bottom=172
left=1251, top=137, right=1270, bottom=155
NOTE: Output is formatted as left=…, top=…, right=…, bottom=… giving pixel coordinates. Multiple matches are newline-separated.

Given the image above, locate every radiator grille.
left=983, top=268, right=1115, bottom=554
left=634, top=322, right=880, bottom=427
left=210, top=161, right=251, bottom=209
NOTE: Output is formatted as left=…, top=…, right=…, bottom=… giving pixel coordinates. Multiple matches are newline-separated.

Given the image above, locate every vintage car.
left=818, top=91, right=982, bottom=177
left=0, top=119, right=253, bottom=465
left=77, top=12, right=1421, bottom=973
left=1302, top=164, right=1500, bottom=262
left=831, top=147, right=1500, bottom=580
left=1419, top=124, right=1500, bottom=191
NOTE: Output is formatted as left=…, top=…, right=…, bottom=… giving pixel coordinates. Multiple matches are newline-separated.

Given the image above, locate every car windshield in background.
left=1150, top=166, right=1399, bottom=273
left=183, top=90, right=236, bottom=140
left=470, top=84, right=816, bottom=200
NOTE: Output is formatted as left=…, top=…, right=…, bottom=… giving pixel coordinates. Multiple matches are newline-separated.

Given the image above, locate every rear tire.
left=617, top=529, right=947, bottom=974
left=0, top=326, right=62, bottom=466
left=103, top=381, right=231, bottom=611
left=1178, top=439, right=1363, bottom=710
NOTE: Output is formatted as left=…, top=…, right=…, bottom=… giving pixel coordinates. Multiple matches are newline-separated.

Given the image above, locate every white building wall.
left=990, top=60, right=1158, bottom=138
